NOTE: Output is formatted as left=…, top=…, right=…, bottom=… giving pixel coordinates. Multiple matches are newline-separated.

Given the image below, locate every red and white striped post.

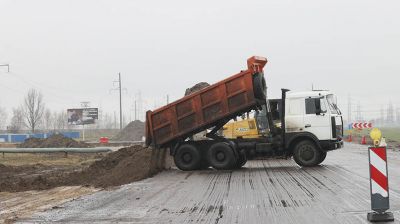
left=367, top=146, right=394, bottom=222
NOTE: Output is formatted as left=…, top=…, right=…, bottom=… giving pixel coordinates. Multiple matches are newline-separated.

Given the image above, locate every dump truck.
left=145, top=56, right=343, bottom=171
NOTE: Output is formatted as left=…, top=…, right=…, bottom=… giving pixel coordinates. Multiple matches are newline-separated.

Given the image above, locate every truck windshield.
left=326, top=94, right=341, bottom=115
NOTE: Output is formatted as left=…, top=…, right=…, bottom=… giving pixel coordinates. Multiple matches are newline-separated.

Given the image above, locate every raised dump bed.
left=145, top=56, right=267, bottom=148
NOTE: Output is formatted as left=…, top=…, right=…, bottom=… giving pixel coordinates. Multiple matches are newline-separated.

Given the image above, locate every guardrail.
left=0, top=148, right=112, bottom=157
left=86, top=140, right=144, bottom=144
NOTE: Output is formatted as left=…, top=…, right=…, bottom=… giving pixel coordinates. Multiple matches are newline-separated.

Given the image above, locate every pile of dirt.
left=18, top=134, right=89, bottom=148
left=0, top=164, right=9, bottom=172
left=69, top=145, right=166, bottom=188
left=0, top=145, right=171, bottom=192
left=184, top=82, right=210, bottom=96
left=113, top=120, right=145, bottom=141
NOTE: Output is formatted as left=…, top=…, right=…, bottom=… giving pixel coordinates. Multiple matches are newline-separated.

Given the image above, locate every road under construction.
left=12, top=143, right=400, bottom=224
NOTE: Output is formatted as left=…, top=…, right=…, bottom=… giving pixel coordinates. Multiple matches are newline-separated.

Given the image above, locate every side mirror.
left=314, top=98, right=322, bottom=115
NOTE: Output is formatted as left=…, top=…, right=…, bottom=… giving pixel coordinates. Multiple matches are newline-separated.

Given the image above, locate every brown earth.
left=112, top=120, right=145, bottom=141
left=0, top=186, right=98, bottom=224
left=184, top=82, right=210, bottom=96
left=0, top=145, right=172, bottom=192
left=18, top=134, right=89, bottom=148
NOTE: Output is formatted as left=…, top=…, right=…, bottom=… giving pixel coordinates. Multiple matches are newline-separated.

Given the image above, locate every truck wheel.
left=317, top=151, right=327, bottom=165
left=174, top=144, right=202, bottom=171
left=253, top=73, right=267, bottom=100
left=208, top=142, right=237, bottom=170
left=293, top=140, right=321, bottom=167
left=235, top=151, right=247, bottom=169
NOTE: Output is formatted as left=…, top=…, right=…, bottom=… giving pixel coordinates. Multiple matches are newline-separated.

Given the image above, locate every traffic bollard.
left=367, top=146, right=394, bottom=222
left=361, top=136, right=367, bottom=145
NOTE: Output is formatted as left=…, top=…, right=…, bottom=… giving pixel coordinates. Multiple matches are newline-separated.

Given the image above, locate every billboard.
left=67, top=108, right=98, bottom=125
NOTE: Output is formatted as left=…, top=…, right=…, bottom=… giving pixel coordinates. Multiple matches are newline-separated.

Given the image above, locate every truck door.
left=303, top=97, right=332, bottom=140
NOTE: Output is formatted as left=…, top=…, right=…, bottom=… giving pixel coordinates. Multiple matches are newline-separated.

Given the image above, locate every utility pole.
left=167, top=94, right=169, bottom=104
left=110, top=73, right=123, bottom=130
left=118, top=73, right=122, bottom=130
left=348, top=94, right=352, bottom=125
left=396, top=108, right=400, bottom=125
left=114, top=111, right=117, bottom=129
left=387, top=102, right=394, bottom=126
left=137, top=91, right=142, bottom=121
left=80, top=101, right=90, bottom=141
left=135, top=100, right=137, bottom=120
left=356, top=102, right=362, bottom=122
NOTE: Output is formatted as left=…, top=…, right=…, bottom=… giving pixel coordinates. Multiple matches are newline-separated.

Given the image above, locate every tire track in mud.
left=183, top=171, right=232, bottom=224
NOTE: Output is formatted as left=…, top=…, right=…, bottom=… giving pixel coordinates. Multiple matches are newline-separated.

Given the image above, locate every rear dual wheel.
left=174, top=142, right=242, bottom=171
left=207, top=142, right=237, bottom=170
left=174, top=144, right=202, bottom=171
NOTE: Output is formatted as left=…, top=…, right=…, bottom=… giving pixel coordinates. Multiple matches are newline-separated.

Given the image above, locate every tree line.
left=0, top=88, right=122, bottom=133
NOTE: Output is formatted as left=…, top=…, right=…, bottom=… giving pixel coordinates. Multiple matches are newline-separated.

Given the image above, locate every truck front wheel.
left=174, top=144, right=202, bottom=171
left=293, top=140, right=321, bottom=167
left=235, top=151, right=247, bottom=169
left=208, top=142, right=237, bottom=170
left=317, top=151, right=327, bottom=165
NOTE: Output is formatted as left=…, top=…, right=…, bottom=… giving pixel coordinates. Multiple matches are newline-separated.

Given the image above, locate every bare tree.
left=54, top=110, right=68, bottom=130
left=42, top=109, right=52, bottom=131
left=22, top=89, right=45, bottom=133
left=8, top=107, right=24, bottom=133
left=0, top=105, right=7, bottom=130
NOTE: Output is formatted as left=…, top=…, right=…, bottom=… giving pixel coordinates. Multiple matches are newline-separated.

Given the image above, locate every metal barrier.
left=86, top=140, right=144, bottom=144
left=0, top=148, right=112, bottom=158
left=0, top=132, right=80, bottom=143
left=0, top=148, right=111, bottom=153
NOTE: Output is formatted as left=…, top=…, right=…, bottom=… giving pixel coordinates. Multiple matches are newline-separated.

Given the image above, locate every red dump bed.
left=145, top=56, right=268, bottom=148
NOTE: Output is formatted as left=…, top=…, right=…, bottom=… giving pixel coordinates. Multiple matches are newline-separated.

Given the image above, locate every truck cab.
left=284, top=91, right=343, bottom=151
left=283, top=90, right=343, bottom=152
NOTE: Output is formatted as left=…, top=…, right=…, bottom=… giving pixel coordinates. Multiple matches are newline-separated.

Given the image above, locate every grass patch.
left=345, top=127, right=400, bottom=142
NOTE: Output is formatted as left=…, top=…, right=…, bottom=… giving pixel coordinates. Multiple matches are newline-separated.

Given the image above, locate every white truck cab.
left=283, top=90, right=344, bottom=153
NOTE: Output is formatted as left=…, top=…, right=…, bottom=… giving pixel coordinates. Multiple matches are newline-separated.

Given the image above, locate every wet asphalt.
left=17, top=143, right=400, bottom=224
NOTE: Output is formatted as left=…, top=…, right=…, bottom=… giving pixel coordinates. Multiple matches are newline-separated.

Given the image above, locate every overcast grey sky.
left=0, top=0, right=399, bottom=122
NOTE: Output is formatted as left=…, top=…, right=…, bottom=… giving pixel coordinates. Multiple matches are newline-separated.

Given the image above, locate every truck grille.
left=331, top=117, right=343, bottom=139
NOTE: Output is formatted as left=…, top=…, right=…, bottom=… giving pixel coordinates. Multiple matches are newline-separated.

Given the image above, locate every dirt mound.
left=0, top=164, right=9, bottom=172
left=0, top=145, right=171, bottom=192
left=185, top=82, right=210, bottom=96
left=113, top=120, right=145, bottom=141
left=70, top=145, right=164, bottom=188
left=18, top=134, right=89, bottom=148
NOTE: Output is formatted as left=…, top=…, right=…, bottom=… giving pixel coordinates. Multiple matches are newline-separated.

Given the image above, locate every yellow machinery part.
left=223, top=119, right=260, bottom=139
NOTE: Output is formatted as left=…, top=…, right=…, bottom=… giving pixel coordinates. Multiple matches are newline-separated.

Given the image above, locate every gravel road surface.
left=18, top=143, right=400, bottom=223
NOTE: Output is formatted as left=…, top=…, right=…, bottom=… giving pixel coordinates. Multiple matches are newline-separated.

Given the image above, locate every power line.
left=118, top=73, right=122, bottom=130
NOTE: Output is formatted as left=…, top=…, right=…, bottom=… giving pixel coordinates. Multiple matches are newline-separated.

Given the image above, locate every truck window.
left=305, top=98, right=316, bottom=114
left=327, top=94, right=341, bottom=114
